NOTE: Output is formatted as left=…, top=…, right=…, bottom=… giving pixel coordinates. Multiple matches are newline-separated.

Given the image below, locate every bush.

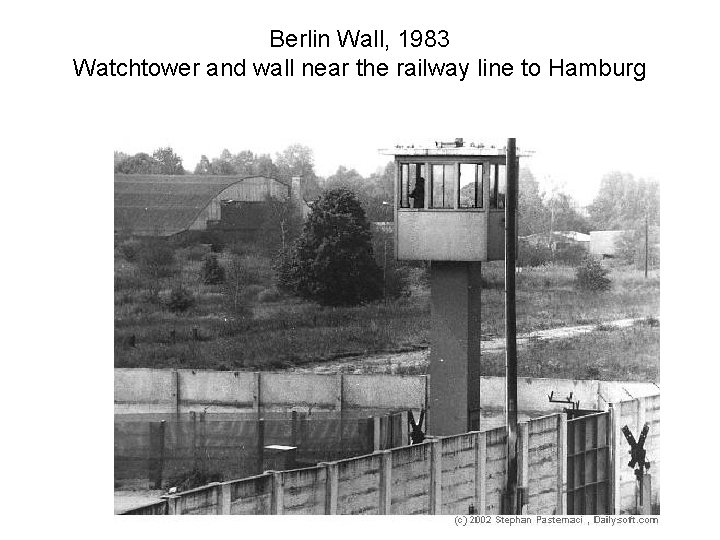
left=574, top=256, right=611, bottom=291
left=202, top=254, right=226, bottom=284
left=518, top=242, right=553, bottom=267
left=184, top=244, right=209, bottom=261
left=139, top=241, right=176, bottom=278
left=167, top=286, right=195, bottom=313
left=118, top=239, right=142, bottom=262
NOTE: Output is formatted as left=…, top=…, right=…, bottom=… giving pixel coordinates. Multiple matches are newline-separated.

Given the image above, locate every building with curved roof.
left=114, top=174, right=296, bottom=236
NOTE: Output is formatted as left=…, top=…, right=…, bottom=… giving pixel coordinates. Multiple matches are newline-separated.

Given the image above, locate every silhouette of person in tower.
left=409, top=177, right=425, bottom=208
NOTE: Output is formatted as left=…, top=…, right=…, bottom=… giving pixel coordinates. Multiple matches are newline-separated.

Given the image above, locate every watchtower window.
left=489, top=163, right=506, bottom=209
left=399, top=163, right=426, bottom=209
left=431, top=164, right=455, bottom=209
left=459, top=163, right=483, bottom=208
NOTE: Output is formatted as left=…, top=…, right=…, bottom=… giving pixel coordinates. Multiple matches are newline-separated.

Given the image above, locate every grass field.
left=114, top=240, right=659, bottom=379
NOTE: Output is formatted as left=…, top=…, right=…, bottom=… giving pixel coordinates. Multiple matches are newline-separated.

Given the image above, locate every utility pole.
left=504, top=138, right=520, bottom=514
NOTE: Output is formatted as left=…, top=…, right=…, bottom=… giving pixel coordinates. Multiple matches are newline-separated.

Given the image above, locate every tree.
left=259, top=195, right=303, bottom=252
left=202, top=254, right=226, bottom=284
left=153, top=147, right=185, bottom=175
left=588, top=172, right=659, bottom=230
left=277, top=188, right=383, bottom=306
left=194, top=155, right=211, bottom=174
left=276, top=144, right=320, bottom=198
left=518, top=168, right=550, bottom=236
left=114, top=148, right=185, bottom=174
left=114, top=152, right=156, bottom=174
left=546, top=192, right=590, bottom=233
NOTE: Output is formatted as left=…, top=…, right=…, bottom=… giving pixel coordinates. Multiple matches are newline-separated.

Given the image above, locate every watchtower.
left=382, top=138, right=520, bottom=435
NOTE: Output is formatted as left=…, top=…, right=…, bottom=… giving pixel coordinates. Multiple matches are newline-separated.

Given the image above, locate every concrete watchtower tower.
left=382, top=138, right=520, bottom=435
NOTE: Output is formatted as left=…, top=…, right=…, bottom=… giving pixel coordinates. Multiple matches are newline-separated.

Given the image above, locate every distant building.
left=521, top=231, right=590, bottom=251
left=589, top=230, right=627, bottom=258
left=114, top=174, right=309, bottom=238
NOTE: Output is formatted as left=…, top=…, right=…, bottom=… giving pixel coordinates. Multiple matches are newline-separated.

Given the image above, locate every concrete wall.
left=479, top=376, right=660, bottom=415
left=116, top=369, right=658, bottom=421
left=115, top=369, right=426, bottom=415
left=123, top=392, right=660, bottom=516
left=115, top=369, right=177, bottom=414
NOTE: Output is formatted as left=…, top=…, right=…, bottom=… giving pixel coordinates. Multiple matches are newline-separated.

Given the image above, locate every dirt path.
left=287, top=317, right=655, bottom=375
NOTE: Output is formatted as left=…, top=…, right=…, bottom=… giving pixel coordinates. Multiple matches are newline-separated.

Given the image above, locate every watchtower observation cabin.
left=383, top=139, right=519, bottom=262
left=381, top=139, right=522, bottom=435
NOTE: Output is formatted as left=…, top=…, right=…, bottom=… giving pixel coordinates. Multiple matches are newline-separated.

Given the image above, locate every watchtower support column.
left=427, top=261, right=482, bottom=435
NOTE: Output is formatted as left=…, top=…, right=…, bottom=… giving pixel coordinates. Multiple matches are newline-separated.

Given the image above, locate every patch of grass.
left=480, top=325, right=660, bottom=382
left=115, top=252, right=659, bottom=373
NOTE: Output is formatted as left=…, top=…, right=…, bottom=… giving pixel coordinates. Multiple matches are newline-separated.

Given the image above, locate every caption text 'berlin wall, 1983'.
left=72, top=28, right=647, bottom=82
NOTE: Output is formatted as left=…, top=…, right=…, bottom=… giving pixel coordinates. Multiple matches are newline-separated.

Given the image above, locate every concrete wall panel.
left=390, top=443, right=431, bottom=514
left=115, top=369, right=175, bottom=413
left=484, top=427, right=506, bottom=514
left=283, top=467, right=327, bottom=515
left=343, top=374, right=425, bottom=410
left=440, top=433, right=477, bottom=515
left=526, top=415, right=560, bottom=515
left=177, top=370, right=255, bottom=411
left=337, top=454, right=381, bottom=515
left=229, top=474, right=273, bottom=514
left=261, top=373, right=339, bottom=410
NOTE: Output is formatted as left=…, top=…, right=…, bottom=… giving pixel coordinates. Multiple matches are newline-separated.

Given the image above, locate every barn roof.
left=114, top=174, right=289, bottom=236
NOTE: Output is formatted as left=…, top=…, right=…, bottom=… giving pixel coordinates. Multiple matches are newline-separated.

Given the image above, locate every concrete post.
left=149, top=420, right=166, bottom=490
left=321, top=462, right=339, bottom=515
left=556, top=413, right=567, bottom=514
left=253, top=372, right=261, bottom=412
left=378, top=450, right=393, bottom=514
left=373, top=416, right=381, bottom=451
left=270, top=471, right=284, bottom=515
left=429, top=439, right=442, bottom=514
left=166, top=495, right=182, bottom=515
left=400, top=411, right=409, bottom=447
left=335, top=373, right=343, bottom=411
left=220, top=483, right=232, bottom=514
left=291, top=410, right=298, bottom=448
left=171, top=369, right=180, bottom=416
left=475, top=432, right=487, bottom=514
left=257, top=418, right=265, bottom=474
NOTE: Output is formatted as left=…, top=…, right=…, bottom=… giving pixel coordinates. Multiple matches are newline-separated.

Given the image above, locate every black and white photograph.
left=3, top=0, right=718, bottom=536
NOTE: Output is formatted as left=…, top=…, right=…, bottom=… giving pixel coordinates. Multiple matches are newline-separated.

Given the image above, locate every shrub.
left=574, top=256, right=611, bottom=291
left=118, top=239, right=142, bottom=262
left=139, top=241, right=176, bottom=278
left=167, top=286, right=195, bottom=313
left=184, top=244, right=208, bottom=261
left=202, top=254, right=226, bottom=284
left=518, top=242, right=553, bottom=267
